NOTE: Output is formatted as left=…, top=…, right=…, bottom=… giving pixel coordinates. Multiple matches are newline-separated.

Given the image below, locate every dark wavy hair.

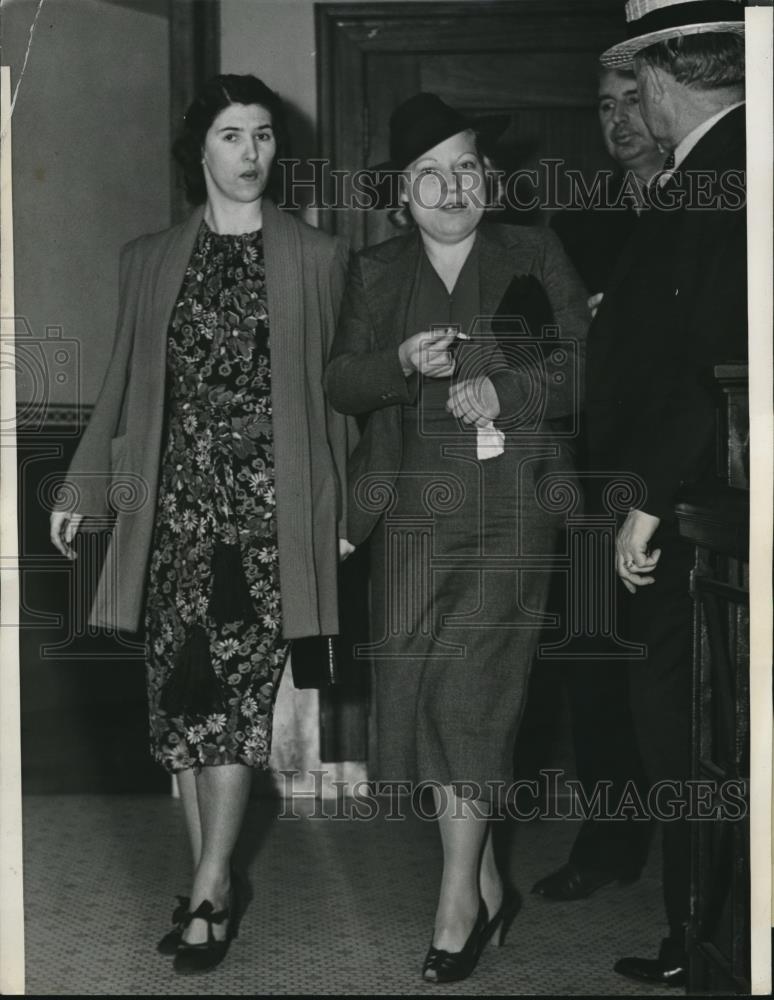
left=173, top=74, right=289, bottom=205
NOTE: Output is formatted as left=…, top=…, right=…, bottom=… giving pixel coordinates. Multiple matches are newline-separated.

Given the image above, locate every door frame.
left=169, top=0, right=221, bottom=222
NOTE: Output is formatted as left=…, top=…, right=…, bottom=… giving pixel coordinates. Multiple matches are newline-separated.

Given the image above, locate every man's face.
left=597, top=70, right=661, bottom=168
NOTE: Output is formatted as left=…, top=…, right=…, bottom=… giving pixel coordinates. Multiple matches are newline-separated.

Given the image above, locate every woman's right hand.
left=398, top=328, right=457, bottom=379
left=50, top=511, right=84, bottom=560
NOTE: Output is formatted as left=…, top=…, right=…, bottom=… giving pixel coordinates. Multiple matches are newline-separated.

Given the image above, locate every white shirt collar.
left=672, top=100, right=745, bottom=169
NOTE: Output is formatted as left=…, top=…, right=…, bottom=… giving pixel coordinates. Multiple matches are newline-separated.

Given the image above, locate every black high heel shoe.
left=173, top=889, right=238, bottom=976
left=156, top=895, right=190, bottom=956
left=422, top=901, right=489, bottom=984
left=482, top=885, right=521, bottom=948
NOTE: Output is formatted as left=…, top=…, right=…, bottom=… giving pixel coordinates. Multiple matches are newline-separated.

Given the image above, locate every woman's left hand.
left=339, top=538, right=356, bottom=561
left=446, top=377, right=501, bottom=427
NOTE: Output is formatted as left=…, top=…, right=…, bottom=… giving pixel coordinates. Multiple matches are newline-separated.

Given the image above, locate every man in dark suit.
left=530, top=66, right=664, bottom=905
left=585, top=0, right=747, bottom=987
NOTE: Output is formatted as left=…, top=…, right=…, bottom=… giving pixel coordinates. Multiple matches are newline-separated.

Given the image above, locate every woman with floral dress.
left=50, top=74, right=351, bottom=974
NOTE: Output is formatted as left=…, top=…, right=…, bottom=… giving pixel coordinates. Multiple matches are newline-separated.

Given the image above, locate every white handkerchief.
left=476, top=421, right=505, bottom=460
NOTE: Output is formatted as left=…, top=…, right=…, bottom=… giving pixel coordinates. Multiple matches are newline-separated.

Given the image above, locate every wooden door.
left=317, top=0, right=626, bottom=249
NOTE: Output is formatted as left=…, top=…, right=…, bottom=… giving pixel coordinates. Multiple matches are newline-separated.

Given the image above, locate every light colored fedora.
left=600, top=0, right=746, bottom=68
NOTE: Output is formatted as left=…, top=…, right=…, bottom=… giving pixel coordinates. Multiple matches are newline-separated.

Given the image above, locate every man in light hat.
left=585, top=0, right=747, bottom=987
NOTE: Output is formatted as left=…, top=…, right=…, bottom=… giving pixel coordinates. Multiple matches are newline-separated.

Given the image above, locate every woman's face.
left=402, top=129, right=486, bottom=244
left=202, top=103, right=277, bottom=205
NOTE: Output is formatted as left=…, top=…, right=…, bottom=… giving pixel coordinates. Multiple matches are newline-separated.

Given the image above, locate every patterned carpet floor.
left=20, top=792, right=668, bottom=995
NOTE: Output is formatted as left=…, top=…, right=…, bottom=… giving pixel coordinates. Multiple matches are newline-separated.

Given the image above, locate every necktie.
left=650, top=151, right=676, bottom=194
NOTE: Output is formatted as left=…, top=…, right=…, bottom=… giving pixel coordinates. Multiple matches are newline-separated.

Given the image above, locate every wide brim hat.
left=600, top=0, right=746, bottom=68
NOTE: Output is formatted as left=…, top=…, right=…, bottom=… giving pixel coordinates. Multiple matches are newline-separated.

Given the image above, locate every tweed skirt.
left=367, top=381, right=561, bottom=802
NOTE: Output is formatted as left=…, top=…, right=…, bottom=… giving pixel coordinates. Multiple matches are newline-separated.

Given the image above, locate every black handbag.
left=288, top=547, right=369, bottom=690
left=288, top=635, right=343, bottom=689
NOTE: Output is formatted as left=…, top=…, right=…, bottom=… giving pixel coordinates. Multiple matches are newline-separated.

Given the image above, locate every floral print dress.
left=145, top=222, right=287, bottom=773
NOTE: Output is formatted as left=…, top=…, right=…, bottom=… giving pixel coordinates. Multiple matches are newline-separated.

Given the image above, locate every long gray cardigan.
left=61, top=199, right=351, bottom=638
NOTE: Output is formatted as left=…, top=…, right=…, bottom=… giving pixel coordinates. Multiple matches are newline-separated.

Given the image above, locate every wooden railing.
left=675, top=364, right=750, bottom=994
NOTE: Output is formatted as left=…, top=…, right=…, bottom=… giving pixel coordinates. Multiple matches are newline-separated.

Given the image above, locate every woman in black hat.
left=326, top=93, right=589, bottom=984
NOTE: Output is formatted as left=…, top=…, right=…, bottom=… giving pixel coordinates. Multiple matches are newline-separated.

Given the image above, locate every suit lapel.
left=477, top=226, right=518, bottom=331
left=363, top=232, right=420, bottom=347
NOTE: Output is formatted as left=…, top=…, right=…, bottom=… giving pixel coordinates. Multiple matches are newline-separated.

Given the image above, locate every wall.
left=3, top=0, right=170, bottom=406
left=4, top=0, right=171, bottom=795
left=219, top=0, right=469, bottom=111
left=220, top=0, right=317, bottom=143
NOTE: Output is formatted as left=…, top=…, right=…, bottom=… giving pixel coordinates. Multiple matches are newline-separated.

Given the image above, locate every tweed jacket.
left=61, top=199, right=351, bottom=638
left=324, top=222, right=590, bottom=545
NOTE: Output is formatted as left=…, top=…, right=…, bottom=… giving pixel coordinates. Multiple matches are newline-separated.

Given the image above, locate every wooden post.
left=168, top=0, right=220, bottom=222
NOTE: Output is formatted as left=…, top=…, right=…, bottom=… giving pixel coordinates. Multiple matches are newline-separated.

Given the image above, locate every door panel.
left=424, top=52, right=603, bottom=108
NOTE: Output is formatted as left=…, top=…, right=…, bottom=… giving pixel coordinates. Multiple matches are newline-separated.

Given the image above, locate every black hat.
left=386, top=93, right=475, bottom=170
left=365, top=93, right=507, bottom=211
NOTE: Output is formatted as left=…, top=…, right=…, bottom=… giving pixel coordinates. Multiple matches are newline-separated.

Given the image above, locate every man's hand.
left=339, top=538, right=356, bottom=561
left=446, top=376, right=501, bottom=427
left=616, top=509, right=661, bottom=594
left=50, top=510, right=84, bottom=560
